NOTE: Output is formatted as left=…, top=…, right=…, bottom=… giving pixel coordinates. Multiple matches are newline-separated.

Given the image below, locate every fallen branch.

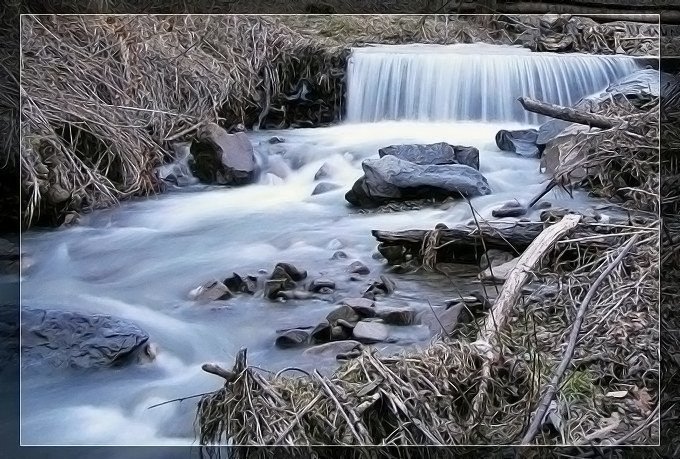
left=518, top=97, right=620, bottom=130
left=520, top=232, right=641, bottom=445
left=477, top=214, right=582, bottom=344
left=468, top=214, right=581, bottom=422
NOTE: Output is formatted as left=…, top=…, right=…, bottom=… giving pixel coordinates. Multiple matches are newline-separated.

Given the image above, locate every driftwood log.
left=518, top=97, right=620, bottom=130
left=373, top=222, right=542, bottom=256
left=468, top=214, right=582, bottom=423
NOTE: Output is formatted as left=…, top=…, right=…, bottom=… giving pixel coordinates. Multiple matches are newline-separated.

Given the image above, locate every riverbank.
left=19, top=14, right=660, bottom=227
left=17, top=13, right=664, bottom=448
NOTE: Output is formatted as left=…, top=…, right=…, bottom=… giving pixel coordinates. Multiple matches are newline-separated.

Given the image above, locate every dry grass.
left=196, top=221, right=659, bottom=447
left=194, top=49, right=662, bottom=449
left=20, top=15, right=347, bottom=226
left=19, top=14, right=660, bottom=227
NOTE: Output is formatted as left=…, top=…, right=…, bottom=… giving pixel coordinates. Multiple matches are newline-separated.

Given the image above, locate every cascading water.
left=15, top=43, right=646, bottom=446
left=345, top=43, right=641, bottom=124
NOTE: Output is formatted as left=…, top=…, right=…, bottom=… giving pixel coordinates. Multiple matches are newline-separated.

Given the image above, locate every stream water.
left=19, top=44, right=643, bottom=445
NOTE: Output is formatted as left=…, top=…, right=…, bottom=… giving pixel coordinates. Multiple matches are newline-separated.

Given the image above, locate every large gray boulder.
left=378, top=142, right=479, bottom=170
left=21, top=309, right=152, bottom=369
left=495, top=129, right=540, bottom=158
left=191, top=123, right=257, bottom=185
left=345, top=155, right=491, bottom=208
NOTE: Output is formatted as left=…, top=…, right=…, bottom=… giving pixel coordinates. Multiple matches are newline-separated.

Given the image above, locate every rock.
left=453, top=145, right=480, bottom=170
left=272, top=262, right=307, bottom=282
left=537, top=119, right=572, bottom=146
left=480, top=257, right=519, bottom=282
left=605, top=69, right=672, bottom=100
left=277, top=290, right=315, bottom=300
left=376, top=307, right=417, bottom=326
left=309, top=278, right=335, bottom=293
left=418, top=304, right=463, bottom=336
left=268, top=136, right=285, bottom=144
left=378, top=142, right=456, bottom=165
left=331, top=251, right=348, bottom=260
left=311, top=321, right=332, bottom=343
left=378, top=142, right=480, bottom=170
left=223, top=273, right=257, bottom=295
left=345, top=155, right=491, bottom=208
left=352, top=321, right=390, bottom=343
left=326, top=305, right=360, bottom=326
left=331, top=326, right=350, bottom=340
left=363, top=275, right=396, bottom=297
left=275, top=329, right=310, bottom=349
left=377, top=244, right=405, bottom=264
left=495, top=129, right=540, bottom=158
left=188, top=280, right=233, bottom=302
left=342, top=298, right=376, bottom=318
left=314, top=162, right=333, bottom=181
left=336, top=318, right=356, bottom=329
left=479, top=249, right=516, bottom=270
left=264, top=279, right=294, bottom=300
left=192, top=123, right=257, bottom=185
left=348, top=261, right=370, bottom=275
left=312, top=182, right=341, bottom=196
left=21, top=308, right=152, bottom=369
left=303, top=340, right=363, bottom=358
left=492, top=200, right=527, bottom=218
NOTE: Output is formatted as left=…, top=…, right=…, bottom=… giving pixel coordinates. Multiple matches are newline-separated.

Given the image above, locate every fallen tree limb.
left=518, top=97, right=620, bottom=130
left=373, top=222, right=544, bottom=254
left=520, top=232, right=641, bottom=445
left=477, top=214, right=582, bottom=344
left=468, top=214, right=581, bottom=423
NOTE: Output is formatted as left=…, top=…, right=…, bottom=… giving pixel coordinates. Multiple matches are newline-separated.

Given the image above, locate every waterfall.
left=345, top=43, right=642, bottom=124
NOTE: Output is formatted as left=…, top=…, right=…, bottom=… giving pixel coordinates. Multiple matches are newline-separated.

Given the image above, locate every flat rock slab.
left=352, top=321, right=390, bottom=343
left=378, top=142, right=480, bottom=169
left=346, top=155, right=491, bottom=207
left=21, top=308, right=151, bottom=369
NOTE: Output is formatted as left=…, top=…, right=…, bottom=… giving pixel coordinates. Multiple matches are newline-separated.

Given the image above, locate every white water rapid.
left=17, top=44, right=643, bottom=446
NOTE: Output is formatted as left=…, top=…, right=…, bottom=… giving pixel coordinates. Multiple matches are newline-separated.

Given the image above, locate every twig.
left=147, top=392, right=213, bottom=410
left=521, top=233, right=641, bottom=445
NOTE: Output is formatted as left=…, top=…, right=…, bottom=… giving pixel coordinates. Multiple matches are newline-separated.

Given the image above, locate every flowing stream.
left=19, top=44, right=642, bottom=445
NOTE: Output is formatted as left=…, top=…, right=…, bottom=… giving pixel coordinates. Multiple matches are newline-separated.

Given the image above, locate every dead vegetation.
left=196, top=88, right=662, bottom=447
left=20, top=14, right=660, bottom=227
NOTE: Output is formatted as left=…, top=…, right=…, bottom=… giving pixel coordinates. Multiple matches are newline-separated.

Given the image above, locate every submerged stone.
left=21, top=308, right=152, bottom=369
